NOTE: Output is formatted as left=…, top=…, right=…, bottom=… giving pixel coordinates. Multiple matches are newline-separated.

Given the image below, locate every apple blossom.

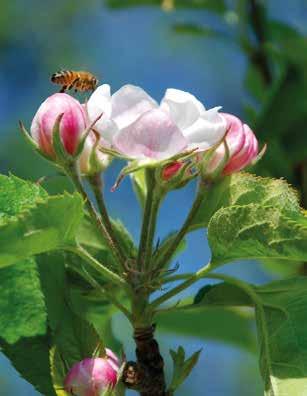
left=64, top=349, right=119, bottom=396
left=207, top=113, right=259, bottom=175
left=31, top=93, right=86, bottom=158
left=86, top=84, right=227, bottom=163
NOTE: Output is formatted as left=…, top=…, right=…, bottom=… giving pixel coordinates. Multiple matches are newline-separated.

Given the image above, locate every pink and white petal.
left=106, top=348, right=120, bottom=366
left=86, top=84, right=116, bottom=142
left=113, top=109, right=188, bottom=161
left=111, top=85, right=158, bottom=130
left=98, top=118, right=119, bottom=148
left=87, top=84, right=112, bottom=119
left=223, top=124, right=258, bottom=174
left=160, top=88, right=205, bottom=130
left=222, top=113, right=246, bottom=157
left=184, top=107, right=227, bottom=151
left=31, top=111, right=54, bottom=156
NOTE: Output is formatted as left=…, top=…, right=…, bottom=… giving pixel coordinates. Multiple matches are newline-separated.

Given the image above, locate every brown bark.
left=122, top=325, right=168, bottom=396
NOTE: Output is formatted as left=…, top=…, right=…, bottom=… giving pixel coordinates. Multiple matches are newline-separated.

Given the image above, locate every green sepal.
left=112, top=148, right=199, bottom=191
left=111, top=160, right=147, bottom=191
left=199, top=136, right=230, bottom=180
left=168, top=346, right=202, bottom=393
left=156, top=159, right=198, bottom=192
left=85, top=133, right=112, bottom=176
left=99, top=146, right=131, bottom=160
left=19, top=121, right=54, bottom=162
left=74, top=113, right=103, bottom=158
left=52, top=113, right=74, bottom=164
left=248, top=143, right=267, bottom=168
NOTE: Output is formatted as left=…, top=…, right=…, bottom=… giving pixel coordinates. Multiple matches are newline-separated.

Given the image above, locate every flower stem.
left=137, top=169, right=157, bottom=272
left=74, top=263, right=133, bottom=321
left=66, top=164, right=125, bottom=268
left=87, top=173, right=126, bottom=267
left=68, top=244, right=127, bottom=288
left=150, top=262, right=213, bottom=309
left=144, top=193, right=162, bottom=272
left=154, top=181, right=209, bottom=273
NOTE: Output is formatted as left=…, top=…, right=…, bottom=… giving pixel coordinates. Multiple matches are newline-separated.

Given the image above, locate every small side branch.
left=66, top=164, right=125, bottom=268
left=87, top=173, right=127, bottom=267
left=154, top=181, right=209, bottom=273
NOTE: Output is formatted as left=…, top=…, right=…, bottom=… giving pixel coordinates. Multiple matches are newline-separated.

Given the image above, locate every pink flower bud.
left=208, top=113, right=259, bottom=175
left=64, top=349, right=119, bottom=396
left=31, top=93, right=86, bottom=158
left=162, top=161, right=184, bottom=180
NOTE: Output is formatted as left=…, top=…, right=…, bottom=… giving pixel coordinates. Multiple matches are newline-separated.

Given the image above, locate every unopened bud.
left=207, top=113, right=259, bottom=176
left=161, top=161, right=184, bottom=180
left=31, top=93, right=86, bottom=158
left=64, top=349, right=119, bottom=396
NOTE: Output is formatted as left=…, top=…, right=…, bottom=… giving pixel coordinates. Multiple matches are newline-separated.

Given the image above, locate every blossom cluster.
left=26, top=84, right=262, bottom=396
left=29, top=84, right=260, bottom=180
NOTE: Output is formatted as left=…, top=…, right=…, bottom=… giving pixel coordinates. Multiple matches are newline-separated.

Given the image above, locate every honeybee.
left=51, top=70, right=98, bottom=93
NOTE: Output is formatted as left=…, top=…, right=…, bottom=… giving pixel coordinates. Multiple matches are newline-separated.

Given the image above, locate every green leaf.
left=77, top=215, right=136, bottom=255
left=208, top=204, right=307, bottom=266
left=38, top=252, right=102, bottom=393
left=0, top=174, right=56, bottom=394
left=193, top=277, right=307, bottom=394
left=0, top=193, right=84, bottom=268
left=245, top=64, right=268, bottom=104
left=68, top=285, right=122, bottom=353
left=252, top=65, right=307, bottom=181
left=194, top=282, right=252, bottom=306
left=157, top=305, right=256, bottom=352
left=1, top=335, right=56, bottom=396
left=190, top=172, right=300, bottom=230
left=38, top=253, right=101, bottom=363
left=0, top=258, right=46, bottom=343
left=255, top=278, right=307, bottom=395
left=260, top=258, right=302, bottom=277
left=254, top=66, right=307, bottom=140
left=49, top=346, right=69, bottom=396
left=169, top=346, right=201, bottom=393
left=0, top=174, right=46, bottom=222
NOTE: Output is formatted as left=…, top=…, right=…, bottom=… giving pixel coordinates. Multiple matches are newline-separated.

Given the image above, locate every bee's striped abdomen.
left=50, top=70, right=98, bottom=93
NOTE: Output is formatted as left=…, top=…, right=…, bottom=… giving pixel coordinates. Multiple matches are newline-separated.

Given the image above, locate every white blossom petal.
left=183, top=107, right=227, bottom=151
left=87, top=84, right=118, bottom=145
left=111, top=85, right=158, bottom=130
left=113, top=109, right=187, bottom=160
left=160, top=88, right=205, bottom=130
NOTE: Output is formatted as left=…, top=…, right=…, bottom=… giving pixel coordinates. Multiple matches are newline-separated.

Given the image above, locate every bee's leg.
left=59, top=85, right=67, bottom=93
